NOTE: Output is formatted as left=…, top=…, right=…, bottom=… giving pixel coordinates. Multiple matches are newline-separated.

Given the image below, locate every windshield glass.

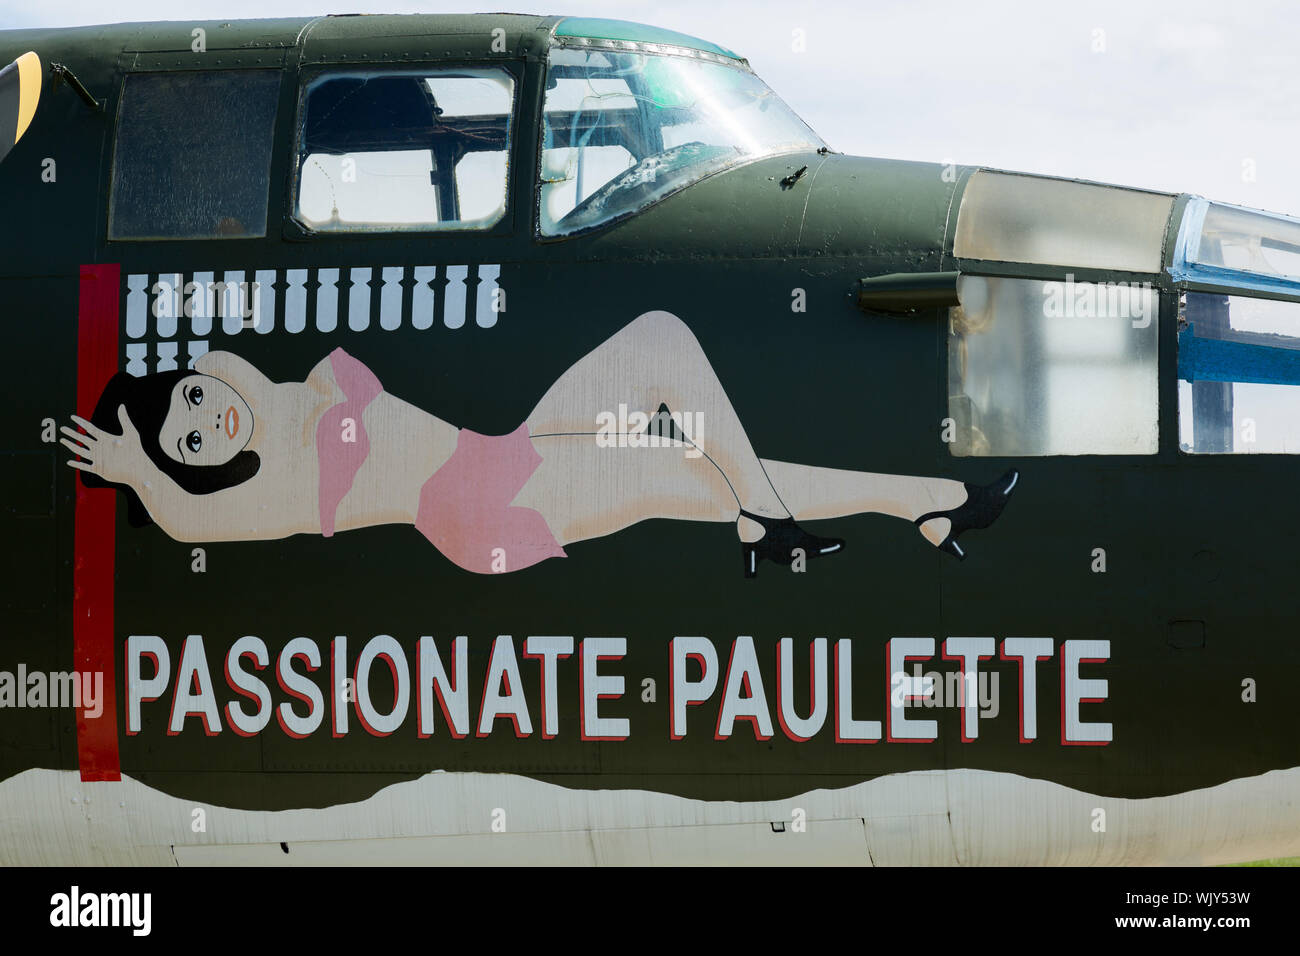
left=539, top=45, right=824, bottom=236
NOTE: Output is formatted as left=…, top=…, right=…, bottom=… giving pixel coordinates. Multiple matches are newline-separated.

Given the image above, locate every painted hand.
left=61, top=406, right=144, bottom=486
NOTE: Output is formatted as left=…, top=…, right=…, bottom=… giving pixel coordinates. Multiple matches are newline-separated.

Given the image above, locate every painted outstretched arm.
left=60, top=407, right=290, bottom=542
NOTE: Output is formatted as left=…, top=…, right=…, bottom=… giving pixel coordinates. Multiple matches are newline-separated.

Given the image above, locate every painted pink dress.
left=415, top=425, right=568, bottom=574
left=316, top=348, right=381, bottom=539
left=316, top=347, right=566, bottom=574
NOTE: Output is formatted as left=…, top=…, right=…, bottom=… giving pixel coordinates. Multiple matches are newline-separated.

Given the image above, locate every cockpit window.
left=1178, top=292, right=1300, bottom=453
left=948, top=275, right=1159, bottom=456
left=294, top=68, right=515, bottom=232
left=538, top=46, right=823, bottom=237
left=1172, top=198, right=1300, bottom=295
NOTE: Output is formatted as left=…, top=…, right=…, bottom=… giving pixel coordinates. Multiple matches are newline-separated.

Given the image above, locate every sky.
left=3, top=0, right=1298, bottom=215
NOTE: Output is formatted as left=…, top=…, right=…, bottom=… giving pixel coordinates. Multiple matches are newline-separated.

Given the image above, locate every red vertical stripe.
left=74, top=262, right=121, bottom=781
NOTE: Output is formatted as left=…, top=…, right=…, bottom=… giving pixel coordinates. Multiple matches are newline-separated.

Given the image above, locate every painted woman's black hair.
left=80, top=370, right=261, bottom=527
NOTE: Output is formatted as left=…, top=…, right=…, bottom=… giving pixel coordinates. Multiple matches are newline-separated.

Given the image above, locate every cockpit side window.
left=109, top=70, right=279, bottom=240
left=1178, top=293, right=1300, bottom=453
left=946, top=172, right=1168, bottom=457
left=947, top=275, right=1160, bottom=456
left=293, top=68, right=515, bottom=233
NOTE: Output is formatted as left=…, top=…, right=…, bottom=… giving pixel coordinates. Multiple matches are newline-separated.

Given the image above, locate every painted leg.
left=524, top=311, right=788, bottom=524
left=515, top=434, right=738, bottom=546
left=518, top=441, right=1015, bottom=567
left=762, top=461, right=1021, bottom=557
left=759, top=459, right=968, bottom=545
left=516, top=437, right=848, bottom=580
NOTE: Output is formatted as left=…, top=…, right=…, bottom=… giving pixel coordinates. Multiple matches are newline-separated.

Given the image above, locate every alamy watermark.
left=1042, top=273, right=1153, bottom=328
left=891, top=665, right=1000, bottom=717
left=0, top=665, right=104, bottom=717
left=596, top=403, right=704, bottom=458
left=49, top=886, right=151, bottom=936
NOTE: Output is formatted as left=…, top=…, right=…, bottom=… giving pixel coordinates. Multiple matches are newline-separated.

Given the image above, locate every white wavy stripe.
left=1, top=766, right=1298, bottom=865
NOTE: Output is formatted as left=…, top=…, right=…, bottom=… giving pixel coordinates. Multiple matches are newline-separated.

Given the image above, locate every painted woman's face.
left=159, top=374, right=253, bottom=466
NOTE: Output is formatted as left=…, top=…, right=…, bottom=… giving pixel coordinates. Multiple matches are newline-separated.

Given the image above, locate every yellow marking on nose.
left=14, top=52, right=41, bottom=144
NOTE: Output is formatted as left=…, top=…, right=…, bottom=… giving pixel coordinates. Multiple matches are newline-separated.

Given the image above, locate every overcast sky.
left=4, top=0, right=1297, bottom=216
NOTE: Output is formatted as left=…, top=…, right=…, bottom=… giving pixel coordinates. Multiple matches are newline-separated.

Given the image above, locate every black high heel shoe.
left=738, top=510, right=846, bottom=579
left=914, top=469, right=1019, bottom=560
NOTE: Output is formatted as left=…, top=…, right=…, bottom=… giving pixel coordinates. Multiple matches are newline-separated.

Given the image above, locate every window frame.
left=285, top=61, right=524, bottom=240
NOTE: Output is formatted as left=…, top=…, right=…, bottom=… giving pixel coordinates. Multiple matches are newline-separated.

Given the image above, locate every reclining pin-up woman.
left=62, top=311, right=1017, bottom=577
